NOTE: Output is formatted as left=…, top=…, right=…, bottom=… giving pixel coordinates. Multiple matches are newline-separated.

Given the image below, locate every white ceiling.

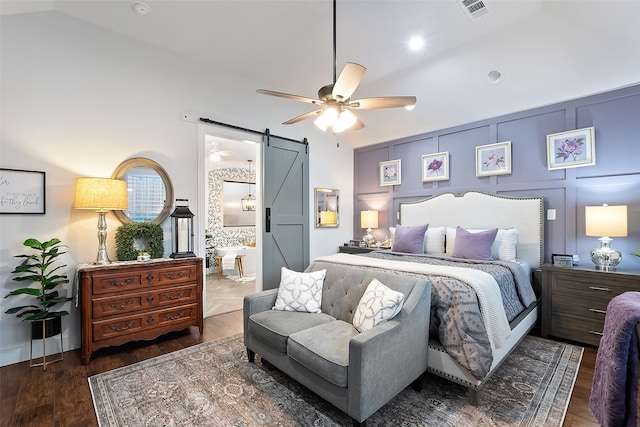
left=3, top=0, right=640, bottom=157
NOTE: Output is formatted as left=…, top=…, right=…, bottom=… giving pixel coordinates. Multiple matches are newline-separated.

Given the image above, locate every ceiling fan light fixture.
left=314, top=107, right=339, bottom=132
left=333, top=110, right=357, bottom=133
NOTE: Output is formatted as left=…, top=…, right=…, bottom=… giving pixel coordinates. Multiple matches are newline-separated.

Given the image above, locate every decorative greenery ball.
left=115, top=222, right=164, bottom=261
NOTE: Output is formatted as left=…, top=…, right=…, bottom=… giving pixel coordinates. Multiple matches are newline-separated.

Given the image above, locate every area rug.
left=89, top=334, right=583, bottom=426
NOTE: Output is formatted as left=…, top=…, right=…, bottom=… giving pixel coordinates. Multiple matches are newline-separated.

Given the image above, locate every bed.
left=316, top=191, right=544, bottom=402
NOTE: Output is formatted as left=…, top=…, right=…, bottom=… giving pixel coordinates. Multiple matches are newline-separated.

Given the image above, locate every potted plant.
left=4, top=238, right=73, bottom=339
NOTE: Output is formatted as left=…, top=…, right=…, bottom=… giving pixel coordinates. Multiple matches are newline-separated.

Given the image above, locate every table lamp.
left=585, top=204, right=627, bottom=271
left=361, top=210, right=378, bottom=247
left=73, top=177, right=128, bottom=265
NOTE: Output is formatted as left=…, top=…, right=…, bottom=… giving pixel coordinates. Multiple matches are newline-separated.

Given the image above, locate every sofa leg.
left=261, top=358, right=275, bottom=371
left=247, top=349, right=255, bottom=363
left=352, top=418, right=366, bottom=427
left=411, top=372, right=425, bottom=392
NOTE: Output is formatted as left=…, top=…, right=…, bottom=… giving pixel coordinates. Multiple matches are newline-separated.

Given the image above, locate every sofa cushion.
left=273, top=267, right=326, bottom=313
left=248, top=310, right=335, bottom=353
left=353, top=278, right=405, bottom=332
left=288, top=320, right=359, bottom=387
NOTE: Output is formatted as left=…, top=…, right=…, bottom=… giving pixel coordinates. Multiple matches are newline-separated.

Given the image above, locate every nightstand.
left=338, top=246, right=374, bottom=254
left=540, top=263, right=640, bottom=346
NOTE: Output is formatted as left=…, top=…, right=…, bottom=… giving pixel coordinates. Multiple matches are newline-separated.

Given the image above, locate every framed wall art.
left=379, top=159, right=401, bottom=186
left=476, top=141, right=512, bottom=177
left=422, top=152, right=449, bottom=182
left=0, top=168, right=46, bottom=214
left=546, top=127, right=595, bottom=170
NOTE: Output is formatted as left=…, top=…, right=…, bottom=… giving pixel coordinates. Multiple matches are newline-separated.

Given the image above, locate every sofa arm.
left=347, top=281, right=431, bottom=422
left=243, top=289, right=278, bottom=343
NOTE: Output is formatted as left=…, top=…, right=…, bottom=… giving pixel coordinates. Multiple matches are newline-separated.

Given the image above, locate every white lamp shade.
left=361, top=210, right=379, bottom=229
left=73, top=177, right=128, bottom=211
left=585, top=205, right=628, bottom=237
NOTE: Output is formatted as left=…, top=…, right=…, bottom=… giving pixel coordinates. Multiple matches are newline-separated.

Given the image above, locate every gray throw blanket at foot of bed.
left=589, top=291, right=640, bottom=427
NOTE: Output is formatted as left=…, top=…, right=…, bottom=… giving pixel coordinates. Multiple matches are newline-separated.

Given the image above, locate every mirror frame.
left=111, top=157, right=174, bottom=225
left=314, top=187, right=339, bottom=228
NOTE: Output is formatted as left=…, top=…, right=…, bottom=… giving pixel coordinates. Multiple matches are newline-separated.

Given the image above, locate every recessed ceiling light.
left=408, top=36, right=424, bottom=51
left=132, top=1, right=150, bottom=15
left=487, top=70, right=502, bottom=84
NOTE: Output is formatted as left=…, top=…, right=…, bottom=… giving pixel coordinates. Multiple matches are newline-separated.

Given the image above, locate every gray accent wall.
left=354, top=84, right=640, bottom=270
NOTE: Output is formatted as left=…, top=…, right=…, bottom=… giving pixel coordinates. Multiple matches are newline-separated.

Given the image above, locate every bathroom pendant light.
left=241, top=160, right=256, bottom=211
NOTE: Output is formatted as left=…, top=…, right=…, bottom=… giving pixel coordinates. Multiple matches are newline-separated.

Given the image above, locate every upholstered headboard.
left=399, top=191, right=544, bottom=268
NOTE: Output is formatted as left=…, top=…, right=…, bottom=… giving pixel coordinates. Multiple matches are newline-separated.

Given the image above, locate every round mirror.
left=111, top=157, right=174, bottom=225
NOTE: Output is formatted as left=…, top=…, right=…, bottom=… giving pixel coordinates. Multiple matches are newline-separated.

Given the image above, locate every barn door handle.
left=266, top=207, right=271, bottom=232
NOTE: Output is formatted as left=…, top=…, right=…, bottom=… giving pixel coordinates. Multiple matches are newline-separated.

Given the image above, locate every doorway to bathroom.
left=200, top=127, right=261, bottom=317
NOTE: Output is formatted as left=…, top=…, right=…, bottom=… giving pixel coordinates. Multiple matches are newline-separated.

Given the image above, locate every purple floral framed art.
left=476, top=141, right=511, bottom=177
left=546, top=127, right=595, bottom=170
left=422, top=152, right=449, bottom=182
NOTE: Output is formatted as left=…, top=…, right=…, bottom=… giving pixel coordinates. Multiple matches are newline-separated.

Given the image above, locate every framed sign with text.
left=0, top=168, right=46, bottom=214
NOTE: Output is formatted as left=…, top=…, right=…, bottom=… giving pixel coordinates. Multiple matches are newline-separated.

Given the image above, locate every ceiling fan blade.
left=283, top=110, right=322, bottom=125
left=332, top=62, right=366, bottom=101
left=257, top=89, right=322, bottom=105
left=348, top=96, right=417, bottom=110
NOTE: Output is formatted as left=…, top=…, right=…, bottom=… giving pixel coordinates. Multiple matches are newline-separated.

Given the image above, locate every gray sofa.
left=243, top=261, right=432, bottom=426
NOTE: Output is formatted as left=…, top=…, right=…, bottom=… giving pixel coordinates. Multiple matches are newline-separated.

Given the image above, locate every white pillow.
left=389, top=226, right=446, bottom=254
left=273, top=267, right=326, bottom=313
left=446, top=227, right=518, bottom=261
left=352, top=278, right=405, bottom=332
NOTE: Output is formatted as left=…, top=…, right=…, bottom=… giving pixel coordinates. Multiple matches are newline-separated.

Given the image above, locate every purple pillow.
left=391, top=224, right=428, bottom=254
left=452, top=226, right=498, bottom=260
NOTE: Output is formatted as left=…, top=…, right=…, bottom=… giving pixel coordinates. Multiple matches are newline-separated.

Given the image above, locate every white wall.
left=0, top=11, right=353, bottom=366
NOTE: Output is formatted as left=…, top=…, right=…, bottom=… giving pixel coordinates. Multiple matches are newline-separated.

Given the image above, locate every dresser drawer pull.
left=147, top=317, right=155, bottom=324
left=146, top=296, right=155, bottom=303
left=163, top=272, right=185, bottom=280
left=588, top=286, right=612, bottom=292
left=164, top=311, right=185, bottom=321
left=164, top=291, right=185, bottom=300
left=147, top=273, right=154, bottom=282
left=588, top=330, right=604, bottom=336
left=108, top=278, right=134, bottom=287
left=110, top=321, right=134, bottom=332
left=588, top=308, right=607, bottom=314
left=109, top=299, right=134, bottom=309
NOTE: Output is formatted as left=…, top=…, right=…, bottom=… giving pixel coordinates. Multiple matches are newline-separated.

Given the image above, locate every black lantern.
left=170, top=198, right=196, bottom=258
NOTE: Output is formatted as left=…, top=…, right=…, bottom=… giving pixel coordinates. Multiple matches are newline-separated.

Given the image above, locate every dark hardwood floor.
left=0, top=310, right=604, bottom=426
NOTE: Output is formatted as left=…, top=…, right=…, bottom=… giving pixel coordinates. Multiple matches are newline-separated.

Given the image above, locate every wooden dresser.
left=540, top=263, right=640, bottom=346
left=78, top=257, right=204, bottom=364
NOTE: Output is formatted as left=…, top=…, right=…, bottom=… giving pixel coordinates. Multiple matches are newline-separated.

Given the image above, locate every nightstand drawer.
left=552, top=274, right=636, bottom=297
left=551, top=313, right=603, bottom=346
left=551, top=293, right=608, bottom=320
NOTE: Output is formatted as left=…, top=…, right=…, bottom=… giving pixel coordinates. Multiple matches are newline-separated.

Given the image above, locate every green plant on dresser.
left=4, top=238, right=73, bottom=322
left=115, top=222, right=164, bottom=261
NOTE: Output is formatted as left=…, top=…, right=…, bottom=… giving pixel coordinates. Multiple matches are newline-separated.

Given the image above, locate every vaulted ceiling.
left=3, top=0, right=639, bottom=150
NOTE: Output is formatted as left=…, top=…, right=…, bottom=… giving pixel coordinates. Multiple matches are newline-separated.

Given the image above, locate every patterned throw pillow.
left=353, top=278, right=405, bottom=332
left=273, top=267, right=326, bottom=313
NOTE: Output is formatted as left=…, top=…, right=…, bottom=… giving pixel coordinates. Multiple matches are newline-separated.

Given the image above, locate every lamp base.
left=590, top=236, right=622, bottom=271
left=363, top=228, right=375, bottom=248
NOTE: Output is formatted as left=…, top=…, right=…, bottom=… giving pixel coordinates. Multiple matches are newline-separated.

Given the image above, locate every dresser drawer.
left=92, top=284, right=199, bottom=318
left=92, top=303, right=198, bottom=341
left=155, top=264, right=199, bottom=286
left=552, top=273, right=637, bottom=298
left=91, top=270, right=152, bottom=295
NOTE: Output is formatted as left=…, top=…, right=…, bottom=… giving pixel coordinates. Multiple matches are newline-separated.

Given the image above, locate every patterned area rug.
left=89, top=334, right=582, bottom=426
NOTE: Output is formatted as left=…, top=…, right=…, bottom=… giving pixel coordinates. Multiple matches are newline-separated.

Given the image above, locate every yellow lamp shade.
left=360, top=210, right=378, bottom=229
left=73, top=177, right=128, bottom=211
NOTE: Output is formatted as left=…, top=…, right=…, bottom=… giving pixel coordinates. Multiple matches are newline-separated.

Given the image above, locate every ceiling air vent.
left=458, top=0, right=490, bottom=21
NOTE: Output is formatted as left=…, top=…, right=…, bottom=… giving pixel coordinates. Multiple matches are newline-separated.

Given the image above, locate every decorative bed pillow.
left=273, top=267, right=326, bottom=313
left=425, top=226, right=446, bottom=254
left=451, top=226, right=498, bottom=260
left=446, top=226, right=518, bottom=261
left=389, top=224, right=429, bottom=254
left=352, top=278, right=405, bottom=332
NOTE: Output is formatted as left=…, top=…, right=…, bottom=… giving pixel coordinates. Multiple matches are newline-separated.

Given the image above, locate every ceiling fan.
left=209, top=141, right=232, bottom=162
left=256, top=0, right=417, bottom=133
